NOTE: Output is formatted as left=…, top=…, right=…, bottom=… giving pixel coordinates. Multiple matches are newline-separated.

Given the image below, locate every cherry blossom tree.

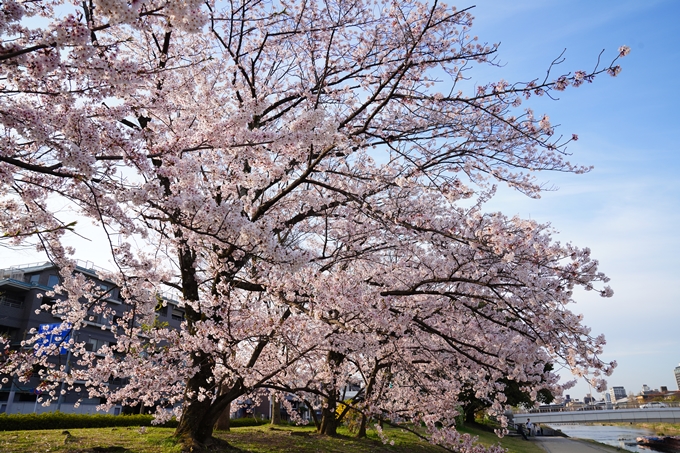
left=0, top=0, right=627, bottom=450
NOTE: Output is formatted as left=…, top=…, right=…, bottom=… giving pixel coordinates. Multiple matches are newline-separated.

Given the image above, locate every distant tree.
left=460, top=365, right=556, bottom=424
left=667, top=394, right=680, bottom=402
left=0, top=0, right=626, bottom=450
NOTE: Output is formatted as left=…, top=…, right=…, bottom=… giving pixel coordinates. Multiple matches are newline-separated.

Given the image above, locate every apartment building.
left=0, top=261, right=184, bottom=414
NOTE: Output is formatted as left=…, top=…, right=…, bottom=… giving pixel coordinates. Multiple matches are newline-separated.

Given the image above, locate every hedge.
left=225, top=417, right=270, bottom=428
left=0, top=412, right=268, bottom=431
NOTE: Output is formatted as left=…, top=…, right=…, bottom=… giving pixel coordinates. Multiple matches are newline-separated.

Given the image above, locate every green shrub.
left=0, top=412, right=271, bottom=431
left=228, top=417, right=269, bottom=428
left=0, top=412, right=178, bottom=431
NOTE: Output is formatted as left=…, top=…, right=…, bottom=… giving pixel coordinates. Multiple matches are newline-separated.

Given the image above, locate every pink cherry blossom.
left=0, top=1, right=624, bottom=450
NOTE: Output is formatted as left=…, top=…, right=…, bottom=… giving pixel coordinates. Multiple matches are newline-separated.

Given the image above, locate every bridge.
left=514, top=407, right=680, bottom=424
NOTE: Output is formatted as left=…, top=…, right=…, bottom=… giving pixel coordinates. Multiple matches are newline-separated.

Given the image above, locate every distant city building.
left=642, top=384, right=651, bottom=393
left=675, top=364, right=680, bottom=390
left=608, top=386, right=627, bottom=403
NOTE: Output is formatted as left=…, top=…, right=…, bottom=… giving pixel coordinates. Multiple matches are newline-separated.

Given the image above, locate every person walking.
left=526, top=418, right=534, bottom=437
left=516, top=423, right=528, bottom=440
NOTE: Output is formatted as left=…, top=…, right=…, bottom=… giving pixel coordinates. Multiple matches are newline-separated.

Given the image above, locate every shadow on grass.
left=69, top=447, right=133, bottom=453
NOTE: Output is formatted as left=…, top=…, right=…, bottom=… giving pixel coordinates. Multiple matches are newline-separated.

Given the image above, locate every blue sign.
left=37, top=323, right=72, bottom=355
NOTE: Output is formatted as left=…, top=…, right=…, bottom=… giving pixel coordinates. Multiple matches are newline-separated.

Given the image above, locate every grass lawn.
left=0, top=423, right=548, bottom=453
left=0, top=426, right=182, bottom=452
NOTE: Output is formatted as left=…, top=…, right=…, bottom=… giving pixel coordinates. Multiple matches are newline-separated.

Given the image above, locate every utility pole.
left=5, top=379, right=16, bottom=414
left=56, top=347, right=72, bottom=412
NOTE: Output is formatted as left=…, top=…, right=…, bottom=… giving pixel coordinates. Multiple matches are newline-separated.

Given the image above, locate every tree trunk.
left=357, top=414, right=368, bottom=438
left=175, top=402, right=216, bottom=447
left=174, top=377, right=241, bottom=449
left=304, top=398, right=321, bottom=430
left=172, top=247, right=227, bottom=448
left=319, top=400, right=339, bottom=436
left=174, top=356, right=221, bottom=447
left=464, top=401, right=483, bottom=425
left=317, top=350, right=345, bottom=436
left=355, top=358, right=383, bottom=439
left=271, top=397, right=281, bottom=425
left=214, top=400, right=231, bottom=431
left=465, top=407, right=477, bottom=424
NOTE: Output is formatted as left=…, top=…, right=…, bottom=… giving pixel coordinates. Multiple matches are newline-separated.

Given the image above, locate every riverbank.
left=605, top=421, right=680, bottom=436
left=545, top=422, right=680, bottom=453
left=537, top=437, right=624, bottom=453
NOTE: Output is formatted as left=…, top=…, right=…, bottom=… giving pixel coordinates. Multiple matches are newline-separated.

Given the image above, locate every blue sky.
left=470, top=0, right=680, bottom=400
left=3, top=0, right=679, bottom=404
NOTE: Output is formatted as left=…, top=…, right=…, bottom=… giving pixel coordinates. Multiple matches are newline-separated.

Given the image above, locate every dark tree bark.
left=214, top=399, right=231, bottom=431
left=175, top=376, right=243, bottom=448
left=171, top=242, right=287, bottom=448
left=317, top=350, right=345, bottom=436
left=174, top=356, right=221, bottom=446
left=172, top=248, right=242, bottom=448
left=465, top=406, right=478, bottom=424
left=355, top=359, right=386, bottom=438
left=357, top=414, right=368, bottom=438
left=271, top=397, right=281, bottom=425
left=319, top=401, right=339, bottom=436
left=303, top=397, right=321, bottom=430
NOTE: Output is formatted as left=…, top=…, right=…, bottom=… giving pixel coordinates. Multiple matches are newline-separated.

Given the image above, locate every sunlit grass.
left=0, top=426, right=183, bottom=453
left=0, top=422, right=549, bottom=452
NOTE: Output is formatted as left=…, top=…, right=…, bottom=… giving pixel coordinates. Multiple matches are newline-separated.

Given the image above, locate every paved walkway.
left=535, top=437, right=620, bottom=453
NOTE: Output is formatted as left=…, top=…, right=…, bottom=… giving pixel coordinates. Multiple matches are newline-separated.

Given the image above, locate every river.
left=548, top=424, right=679, bottom=453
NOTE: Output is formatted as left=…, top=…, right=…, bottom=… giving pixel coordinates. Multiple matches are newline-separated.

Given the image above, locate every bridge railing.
left=515, top=401, right=680, bottom=413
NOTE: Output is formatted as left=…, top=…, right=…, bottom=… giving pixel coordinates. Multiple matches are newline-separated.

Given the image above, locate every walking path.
left=535, top=437, right=621, bottom=453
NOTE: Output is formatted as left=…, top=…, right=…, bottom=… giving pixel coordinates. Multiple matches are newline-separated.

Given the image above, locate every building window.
left=41, top=297, right=57, bottom=308
left=0, top=326, right=18, bottom=342
left=171, top=308, right=184, bottom=322
left=47, top=275, right=60, bottom=288
left=86, top=313, right=107, bottom=325
left=85, top=338, right=109, bottom=352
left=0, top=291, right=24, bottom=309
left=156, top=305, right=168, bottom=317
left=29, top=274, right=40, bottom=285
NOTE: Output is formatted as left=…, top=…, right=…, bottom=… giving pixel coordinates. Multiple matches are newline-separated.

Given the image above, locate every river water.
left=548, top=424, right=677, bottom=453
